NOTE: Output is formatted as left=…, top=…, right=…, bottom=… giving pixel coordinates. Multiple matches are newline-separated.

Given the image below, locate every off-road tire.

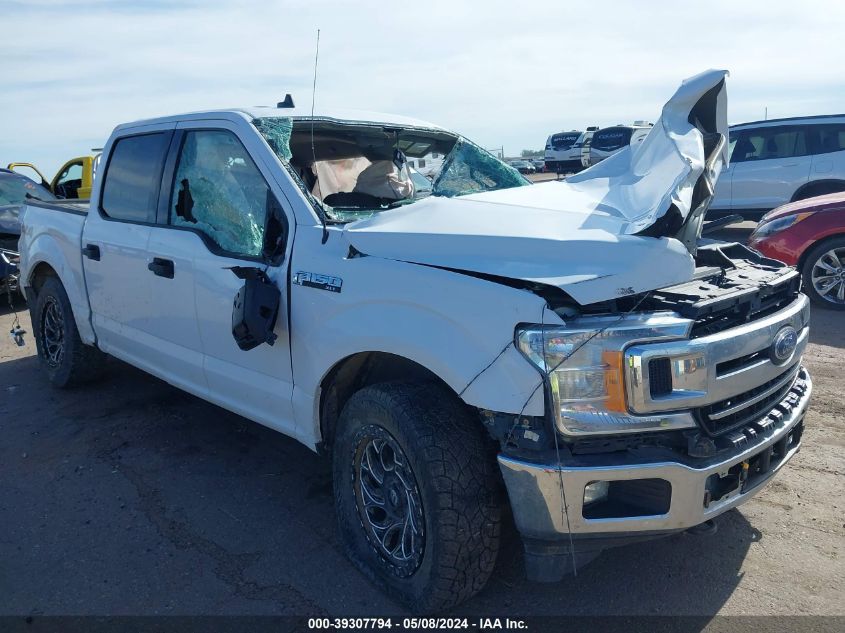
left=332, top=382, right=503, bottom=612
left=32, top=276, right=107, bottom=387
left=801, top=236, right=845, bottom=310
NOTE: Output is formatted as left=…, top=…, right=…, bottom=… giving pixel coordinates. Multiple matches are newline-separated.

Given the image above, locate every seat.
left=821, top=135, right=838, bottom=153
left=733, top=137, right=756, bottom=161
left=761, top=137, right=780, bottom=159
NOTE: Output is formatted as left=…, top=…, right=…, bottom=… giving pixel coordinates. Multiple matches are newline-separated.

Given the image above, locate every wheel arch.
left=791, top=179, right=845, bottom=202
left=27, top=260, right=59, bottom=296
left=797, top=231, right=845, bottom=272
left=317, top=351, right=460, bottom=454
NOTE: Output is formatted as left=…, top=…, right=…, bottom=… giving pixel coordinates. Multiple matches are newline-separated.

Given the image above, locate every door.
left=151, top=124, right=295, bottom=434
left=729, top=125, right=812, bottom=210
left=810, top=122, right=845, bottom=178
left=53, top=160, right=84, bottom=199
left=83, top=129, right=173, bottom=374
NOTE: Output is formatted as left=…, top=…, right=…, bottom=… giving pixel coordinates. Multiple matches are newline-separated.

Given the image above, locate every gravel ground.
left=0, top=230, right=843, bottom=617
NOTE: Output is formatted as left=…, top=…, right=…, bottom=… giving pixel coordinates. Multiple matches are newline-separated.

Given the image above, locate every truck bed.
left=18, top=200, right=92, bottom=342
left=24, top=198, right=90, bottom=215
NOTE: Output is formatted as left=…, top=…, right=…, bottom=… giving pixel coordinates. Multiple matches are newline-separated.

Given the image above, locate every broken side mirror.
left=229, top=266, right=281, bottom=351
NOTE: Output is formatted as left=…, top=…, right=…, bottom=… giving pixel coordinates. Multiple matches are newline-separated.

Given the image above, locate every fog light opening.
left=583, top=478, right=672, bottom=520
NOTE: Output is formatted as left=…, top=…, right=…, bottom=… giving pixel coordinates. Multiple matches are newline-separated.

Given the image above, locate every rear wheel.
left=332, top=382, right=502, bottom=612
left=32, top=276, right=107, bottom=387
left=801, top=236, right=845, bottom=310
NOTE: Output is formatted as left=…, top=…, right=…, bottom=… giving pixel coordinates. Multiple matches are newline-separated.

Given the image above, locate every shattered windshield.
left=253, top=116, right=528, bottom=222
left=432, top=139, right=529, bottom=198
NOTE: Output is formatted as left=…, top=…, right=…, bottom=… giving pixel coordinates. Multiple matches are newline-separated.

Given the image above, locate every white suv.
left=710, top=114, right=845, bottom=219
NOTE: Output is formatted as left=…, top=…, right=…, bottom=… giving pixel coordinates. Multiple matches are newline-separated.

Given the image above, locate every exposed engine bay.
left=572, top=241, right=800, bottom=335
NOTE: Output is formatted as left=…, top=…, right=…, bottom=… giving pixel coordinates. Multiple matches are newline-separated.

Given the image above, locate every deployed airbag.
left=353, top=160, right=414, bottom=200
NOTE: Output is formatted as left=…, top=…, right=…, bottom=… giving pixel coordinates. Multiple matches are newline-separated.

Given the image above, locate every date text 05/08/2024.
left=307, top=617, right=528, bottom=630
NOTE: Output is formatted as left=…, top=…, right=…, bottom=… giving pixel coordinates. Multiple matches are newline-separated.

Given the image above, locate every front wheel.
left=802, top=237, right=845, bottom=310
left=332, top=382, right=502, bottom=612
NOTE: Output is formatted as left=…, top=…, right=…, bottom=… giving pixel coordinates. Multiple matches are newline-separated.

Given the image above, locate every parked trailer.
left=588, top=121, right=653, bottom=166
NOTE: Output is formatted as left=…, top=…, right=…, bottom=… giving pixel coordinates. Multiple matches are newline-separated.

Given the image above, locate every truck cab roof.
left=114, top=106, right=447, bottom=134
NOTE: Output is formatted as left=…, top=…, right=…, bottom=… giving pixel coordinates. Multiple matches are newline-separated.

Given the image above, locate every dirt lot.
left=528, top=171, right=560, bottom=183
left=1, top=232, right=843, bottom=617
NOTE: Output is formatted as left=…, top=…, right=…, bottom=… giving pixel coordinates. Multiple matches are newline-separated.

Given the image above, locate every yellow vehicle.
left=7, top=152, right=101, bottom=200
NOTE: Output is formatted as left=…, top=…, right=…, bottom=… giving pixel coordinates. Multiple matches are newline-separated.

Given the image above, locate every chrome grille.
left=625, top=294, right=810, bottom=415
left=696, top=364, right=801, bottom=436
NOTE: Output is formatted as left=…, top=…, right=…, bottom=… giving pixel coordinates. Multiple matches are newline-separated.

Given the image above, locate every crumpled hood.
left=345, top=198, right=695, bottom=304
left=344, top=70, right=729, bottom=305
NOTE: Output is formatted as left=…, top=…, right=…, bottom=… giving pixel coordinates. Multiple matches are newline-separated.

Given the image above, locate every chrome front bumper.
left=498, top=367, right=811, bottom=540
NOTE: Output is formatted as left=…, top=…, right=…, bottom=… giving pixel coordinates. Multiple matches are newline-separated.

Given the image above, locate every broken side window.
left=432, top=138, right=529, bottom=198
left=170, top=130, right=269, bottom=257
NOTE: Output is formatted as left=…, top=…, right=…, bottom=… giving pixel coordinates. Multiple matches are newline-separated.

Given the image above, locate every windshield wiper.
left=384, top=200, right=413, bottom=210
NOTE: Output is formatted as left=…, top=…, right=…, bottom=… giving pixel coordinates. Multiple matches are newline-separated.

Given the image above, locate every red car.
left=749, top=191, right=845, bottom=310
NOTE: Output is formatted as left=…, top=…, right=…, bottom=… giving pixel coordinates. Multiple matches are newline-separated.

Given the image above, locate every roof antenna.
left=310, top=28, right=329, bottom=245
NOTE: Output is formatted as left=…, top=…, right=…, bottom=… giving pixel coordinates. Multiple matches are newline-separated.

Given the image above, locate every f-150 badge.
left=293, top=271, right=343, bottom=293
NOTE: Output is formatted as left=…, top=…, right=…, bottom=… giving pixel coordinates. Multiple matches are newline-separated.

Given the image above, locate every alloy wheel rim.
left=811, top=247, right=845, bottom=305
left=353, top=427, right=425, bottom=577
left=40, top=297, right=65, bottom=367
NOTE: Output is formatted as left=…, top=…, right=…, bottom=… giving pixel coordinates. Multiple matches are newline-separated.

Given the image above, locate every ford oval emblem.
left=771, top=326, right=798, bottom=364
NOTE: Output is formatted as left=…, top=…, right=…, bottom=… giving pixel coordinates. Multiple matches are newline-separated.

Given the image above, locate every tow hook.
left=687, top=519, right=718, bottom=536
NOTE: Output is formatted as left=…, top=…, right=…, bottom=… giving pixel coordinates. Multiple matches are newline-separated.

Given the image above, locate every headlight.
left=516, top=313, right=694, bottom=436
left=751, top=212, right=813, bottom=240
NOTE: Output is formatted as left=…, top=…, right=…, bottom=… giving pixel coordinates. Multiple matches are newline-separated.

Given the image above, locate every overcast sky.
left=2, top=0, right=844, bottom=176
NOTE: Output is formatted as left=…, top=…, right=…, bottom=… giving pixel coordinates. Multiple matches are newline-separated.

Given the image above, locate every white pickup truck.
left=19, top=70, right=812, bottom=611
